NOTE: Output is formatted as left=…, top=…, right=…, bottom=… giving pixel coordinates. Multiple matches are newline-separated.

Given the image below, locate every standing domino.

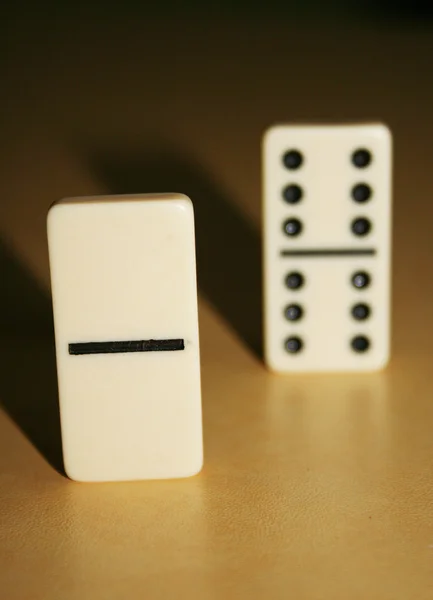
left=48, top=193, right=203, bottom=481
left=262, top=123, right=392, bottom=372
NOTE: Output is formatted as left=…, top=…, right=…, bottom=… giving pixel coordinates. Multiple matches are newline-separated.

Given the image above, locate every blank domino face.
left=263, top=123, right=392, bottom=372
left=47, top=193, right=203, bottom=482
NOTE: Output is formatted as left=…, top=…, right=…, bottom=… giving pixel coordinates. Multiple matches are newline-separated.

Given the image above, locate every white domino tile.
left=47, top=193, right=203, bottom=481
left=262, top=123, right=392, bottom=372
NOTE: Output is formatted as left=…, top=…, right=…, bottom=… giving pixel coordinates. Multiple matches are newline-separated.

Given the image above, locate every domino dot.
left=283, top=218, right=303, bottom=237
left=352, top=149, right=372, bottom=168
left=284, top=304, right=303, bottom=321
left=351, top=303, right=371, bottom=320
left=285, top=336, right=303, bottom=354
left=351, top=217, right=372, bottom=236
left=351, top=271, right=371, bottom=289
left=352, top=183, right=372, bottom=203
left=283, top=184, right=303, bottom=204
left=285, top=272, right=304, bottom=290
left=351, top=335, right=370, bottom=353
left=283, top=150, right=303, bottom=170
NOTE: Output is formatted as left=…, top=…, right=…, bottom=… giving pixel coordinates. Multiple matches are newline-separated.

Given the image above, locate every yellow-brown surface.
left=1, top=11, right=433, bottom=600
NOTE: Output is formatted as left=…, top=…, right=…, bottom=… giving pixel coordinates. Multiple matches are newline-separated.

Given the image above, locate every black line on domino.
left=69, top=339, right=185, bottom=355
left=280, top=248, right=376, bottom=257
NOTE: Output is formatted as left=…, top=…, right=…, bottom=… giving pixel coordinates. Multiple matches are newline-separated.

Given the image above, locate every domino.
left=262, top=123, right=392, bottom=372
left=47, top=193, right=203, bottom=481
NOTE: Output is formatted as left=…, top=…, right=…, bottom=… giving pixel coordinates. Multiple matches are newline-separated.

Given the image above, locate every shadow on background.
left=0, top=238, right=53, bottom=335
left=92, top=146, right=263, bottom=359
left=369, top=0, right=433, bottom=19
left=0, top=238, right=64, bottom=474
left=2, top=0, right=433, bottom=23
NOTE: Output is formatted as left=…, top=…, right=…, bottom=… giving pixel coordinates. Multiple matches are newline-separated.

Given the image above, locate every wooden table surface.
left=1, top=9, right=433, bottom=600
